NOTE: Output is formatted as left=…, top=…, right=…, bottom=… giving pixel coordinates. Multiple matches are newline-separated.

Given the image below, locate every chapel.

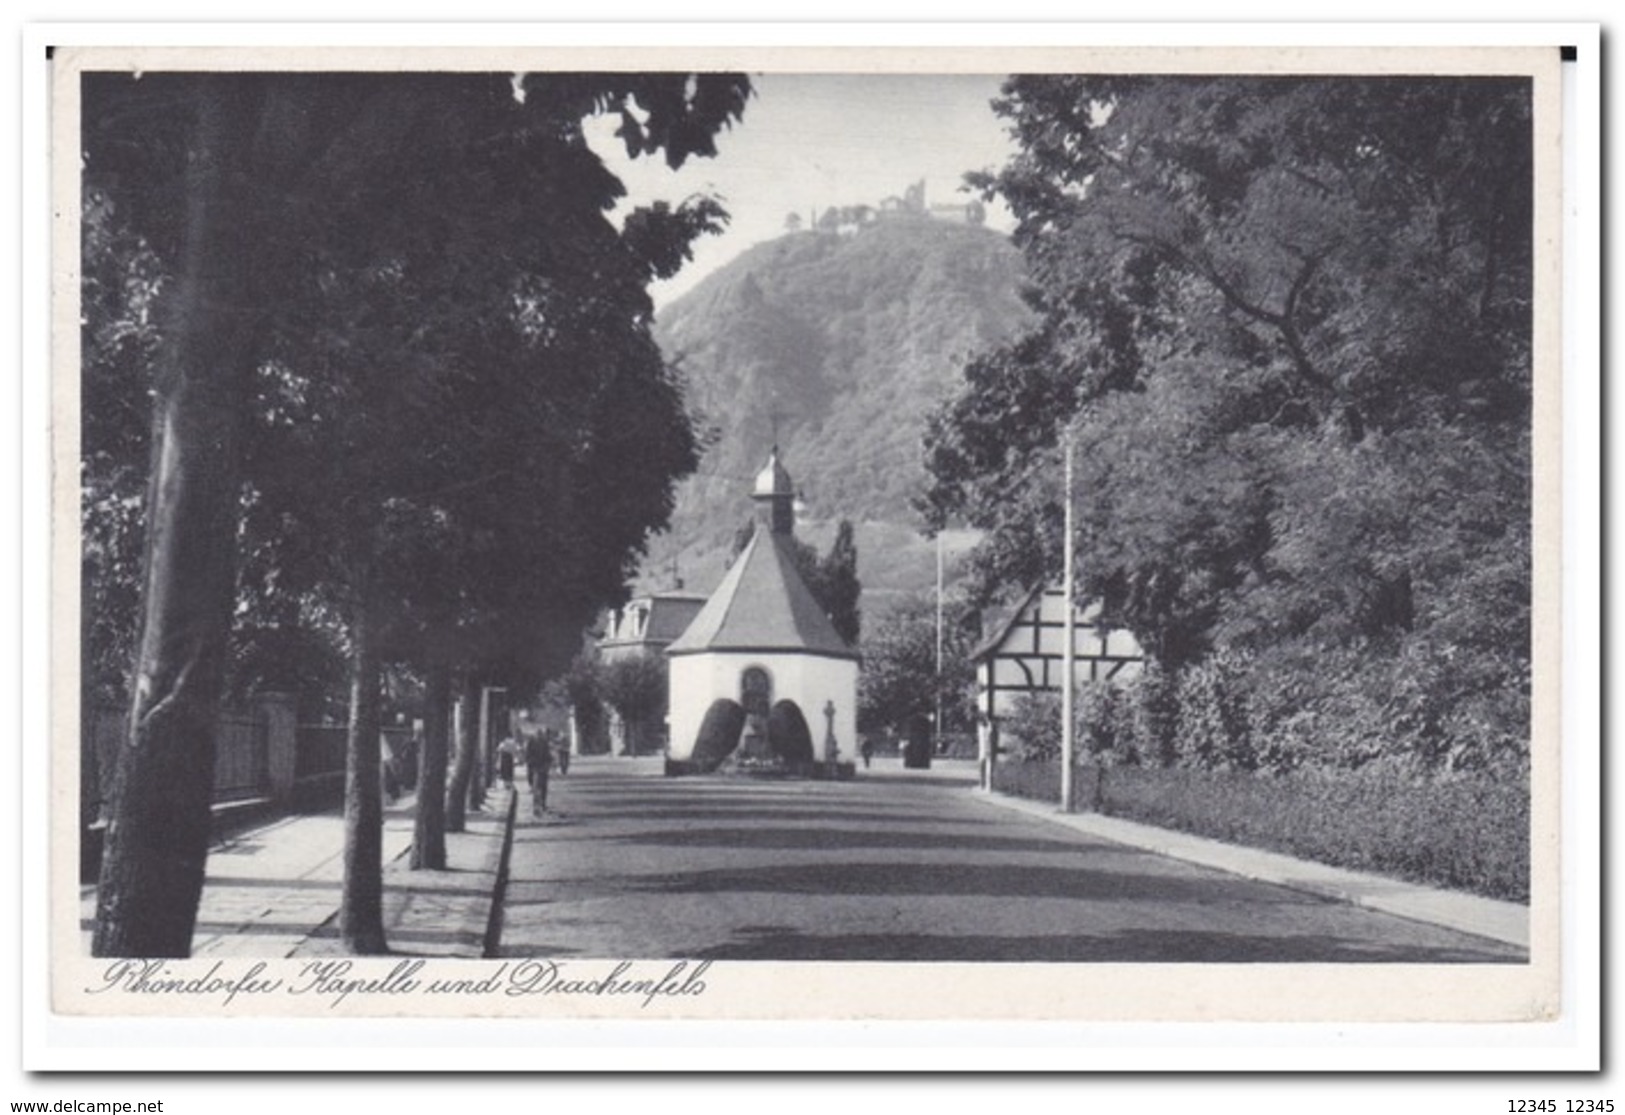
left=664, top=448, right=860, bottom=771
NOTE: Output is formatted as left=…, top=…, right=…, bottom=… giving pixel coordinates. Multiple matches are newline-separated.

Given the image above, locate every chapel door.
left=740, top=667, right=773, bottom=721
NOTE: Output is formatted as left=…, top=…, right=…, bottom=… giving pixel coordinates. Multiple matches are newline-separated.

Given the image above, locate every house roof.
left=640, top=593, right=710, bottom=644
left=970, top=584, right=1112, bottom=662
left=970, top=584, right=1047, bottom=662
left=666, top=529, right=859, bottom=660
left=599, top=592, right=709, bottom=650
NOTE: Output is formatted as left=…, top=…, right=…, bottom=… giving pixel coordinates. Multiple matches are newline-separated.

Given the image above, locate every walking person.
left=553, top=730, right=570, bottom=776
left=526, top=731, right=554, bottom=816
left=497, top=733, right=523, bottom=790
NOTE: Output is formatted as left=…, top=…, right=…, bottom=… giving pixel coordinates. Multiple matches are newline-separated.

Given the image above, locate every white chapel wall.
left=667, top=651, right=858, bottom=763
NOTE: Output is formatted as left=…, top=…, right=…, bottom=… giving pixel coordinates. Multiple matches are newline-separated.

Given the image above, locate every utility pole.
left=935, top=527, right=945, bottom=758
left=1060, top=428, right=1076, bottom=814
left=479, top=686, right=506, bottom=801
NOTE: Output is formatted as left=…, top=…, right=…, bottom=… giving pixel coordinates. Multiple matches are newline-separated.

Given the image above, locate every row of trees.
left=923, top=76, right=1533, bottom=778
left=82, top=70, right=751, bottom=956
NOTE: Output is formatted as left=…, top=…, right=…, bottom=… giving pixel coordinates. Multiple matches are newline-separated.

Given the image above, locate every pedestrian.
left=860, top=736, right=873, bottom=769
left=553, top=731, right=570, bottom=776
left=497, top=733, right=523, bottom=790
left=526, top=731, right=554, bottom=816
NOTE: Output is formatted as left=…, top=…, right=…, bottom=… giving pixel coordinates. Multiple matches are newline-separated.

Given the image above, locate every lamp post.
left=935, top=526, right=945, bottom=758
left=479, top=685, right=507, bottom=806
left=1060, top=428, right=1076, bottom=814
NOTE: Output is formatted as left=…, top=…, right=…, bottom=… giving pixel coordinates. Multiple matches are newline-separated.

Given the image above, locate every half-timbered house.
left=971, top=585, right=1144, bottom=781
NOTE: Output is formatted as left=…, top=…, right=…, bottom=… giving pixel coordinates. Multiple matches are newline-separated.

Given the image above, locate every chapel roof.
left=665, top=527, right=858, bottom=660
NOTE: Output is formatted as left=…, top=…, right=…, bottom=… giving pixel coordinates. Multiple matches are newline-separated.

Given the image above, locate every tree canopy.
left=923, top=75, right=1532, bottom=775
left=857, top=592, right=979, bottom=736
left=82, top=68, right=751, bottom=956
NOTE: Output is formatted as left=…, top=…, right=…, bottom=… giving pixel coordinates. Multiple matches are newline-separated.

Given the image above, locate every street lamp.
left=477, top=685, right=507, bottom=809
left=1060, top=427, right=1076, bottom=814
left=935, top=526, right=945, bottom=757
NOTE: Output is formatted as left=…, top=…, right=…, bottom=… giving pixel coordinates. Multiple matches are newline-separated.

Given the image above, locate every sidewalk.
left=80, top=788, right=516, bottom=958
left=973, top=789, right=1530, bottom=950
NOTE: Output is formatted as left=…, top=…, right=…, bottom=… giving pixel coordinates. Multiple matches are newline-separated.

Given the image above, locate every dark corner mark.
left=46, top=45, right=55, bottom=60
left=1561, top=46, right=1578, bottom=62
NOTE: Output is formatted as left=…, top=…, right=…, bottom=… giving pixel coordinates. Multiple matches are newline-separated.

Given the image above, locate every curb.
left=972, top=788, right=1530, bottom=950
left=481, top=788, right=519, bottom=958
left=420, top=790, right=517, bottom=958
left=282, top=793, right=515, bottom=959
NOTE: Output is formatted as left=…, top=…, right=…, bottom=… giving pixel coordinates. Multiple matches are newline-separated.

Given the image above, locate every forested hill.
left=638, top=217, right=1030, bottom=610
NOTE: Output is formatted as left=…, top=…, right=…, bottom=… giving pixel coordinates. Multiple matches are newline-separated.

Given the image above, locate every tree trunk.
left=412, top=662, right=450, bottom=867
left=464, top=675, right=486, bottom=813
left=92, top=79, right=270, bottom=958
left=444, top=672, right=474, bottom=833
left=341, top=591, right=388, bottom=954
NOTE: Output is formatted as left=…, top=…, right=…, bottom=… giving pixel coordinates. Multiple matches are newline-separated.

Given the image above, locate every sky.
left=584, top=72, right=1023, bottom=306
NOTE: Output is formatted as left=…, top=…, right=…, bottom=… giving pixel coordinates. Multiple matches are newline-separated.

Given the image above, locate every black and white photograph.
left=29, top=25, right=1594, bottom=1078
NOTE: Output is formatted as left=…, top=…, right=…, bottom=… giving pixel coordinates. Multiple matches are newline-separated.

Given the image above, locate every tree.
left=85, top=69, right=751, bottom=957
left=857, top=592, right=978, bottom=736
left=90, top=76, right=305, bottom=957
left=924, top=75, right=1531, bottom=772
left=243, top=72, right=747, bottom=938
left=563, top=650, right=609, bottom=755
left=80, top=189, right=164, bottom=711
left=597, top=653, right=669, bottom=755
left=816, top=520, right=862, bottom=646
left=443, top=673, right=479, bottom=832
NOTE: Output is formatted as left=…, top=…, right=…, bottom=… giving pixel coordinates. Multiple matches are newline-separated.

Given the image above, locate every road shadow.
left=601, top=825, right=1104, bottom=857
left=549, top=806, right=984, bottom=828
left=684, top=927, right=1527, bottom=963
left=610, top=859, right=1315, bottom=906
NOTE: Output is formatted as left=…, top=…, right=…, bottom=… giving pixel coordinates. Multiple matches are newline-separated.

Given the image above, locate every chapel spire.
left=752, top=446, right=796, bottom=536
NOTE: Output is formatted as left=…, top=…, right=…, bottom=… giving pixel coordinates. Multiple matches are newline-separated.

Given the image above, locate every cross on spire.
left=767, top=402, right=790, bottom=449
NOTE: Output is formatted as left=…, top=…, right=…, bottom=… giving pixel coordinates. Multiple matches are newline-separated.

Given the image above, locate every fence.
left=84, top=703, right=276, bottom=823
left=86, top=700, right=430, bottom=824
left=296, top=723, right=348, bottom=780
left=212, top=714, right=269, bottom=802
left=295, top=724, right=418, bottom=782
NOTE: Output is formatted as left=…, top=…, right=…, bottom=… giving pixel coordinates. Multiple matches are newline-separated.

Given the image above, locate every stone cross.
left=823, top=700, right=839, bottom=766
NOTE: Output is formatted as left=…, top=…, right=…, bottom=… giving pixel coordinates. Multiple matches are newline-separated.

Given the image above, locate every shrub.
left=1075, top=681, right=1117, bottom=760
left=1174, top=648, right=1255, bottom=770
left=1006, top=684, right=1139, bottom=767
left=991, top=756, right=1056, bottom=803
left=1093, top=764, right=1529, bottom=901
left=989, top=756, right=1101, bottom=811
left=1078, top=680, right=1141, bottom=765
left=1003, top=691, right=1062, bottom=762
left=768, top=700, right=815, bottom=764
left=1123, top=664, right=1179, bottom=767
left=691, top=699, right=746, bottom=772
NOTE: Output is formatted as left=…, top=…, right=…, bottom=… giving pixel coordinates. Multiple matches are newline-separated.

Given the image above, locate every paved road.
left=495, top=756, right=1525, bottom=963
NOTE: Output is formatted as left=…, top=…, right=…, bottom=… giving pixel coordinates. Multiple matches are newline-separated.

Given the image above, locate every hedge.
left=989, top=760, right=1527, bottom=902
